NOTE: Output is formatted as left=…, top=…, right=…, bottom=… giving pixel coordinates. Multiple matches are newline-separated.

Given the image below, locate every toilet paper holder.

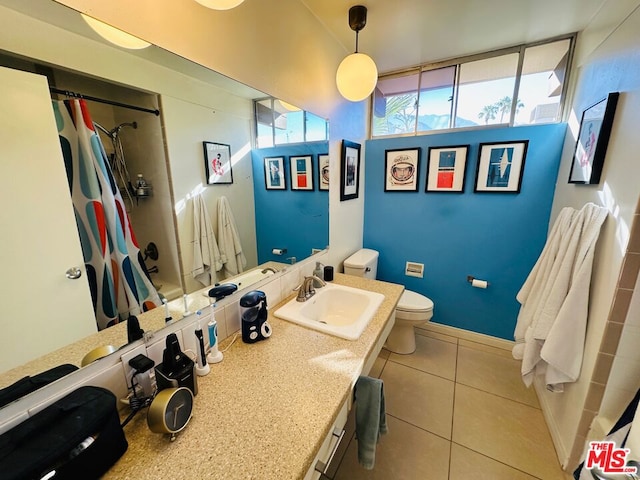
left=467, top=275, right=489, bottom=287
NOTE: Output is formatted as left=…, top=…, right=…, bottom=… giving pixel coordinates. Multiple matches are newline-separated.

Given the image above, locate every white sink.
left=273, top=283, right=384, bottom=340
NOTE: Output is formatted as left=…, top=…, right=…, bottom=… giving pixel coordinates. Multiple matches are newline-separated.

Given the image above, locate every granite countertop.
left=0, top=262, right=287, bottom=388
left=104, top=274, right=403, bottom=480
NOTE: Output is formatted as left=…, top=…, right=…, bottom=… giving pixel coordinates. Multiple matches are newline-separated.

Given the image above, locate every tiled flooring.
left=333, top=331, right=573, bottom=480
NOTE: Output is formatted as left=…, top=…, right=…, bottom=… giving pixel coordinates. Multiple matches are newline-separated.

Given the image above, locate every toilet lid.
left=397, top=290, right=433, bottom=313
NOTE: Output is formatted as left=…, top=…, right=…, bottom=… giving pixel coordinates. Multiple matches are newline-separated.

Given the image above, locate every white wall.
left=161, top=94, right=257, bottom=293
left=54, top=0, right=351, bottom=120
left=539, top=2, right=640, bottom=467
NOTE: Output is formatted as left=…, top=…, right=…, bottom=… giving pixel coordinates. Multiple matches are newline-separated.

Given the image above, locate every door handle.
left=65, top=267, right=82, bottom=280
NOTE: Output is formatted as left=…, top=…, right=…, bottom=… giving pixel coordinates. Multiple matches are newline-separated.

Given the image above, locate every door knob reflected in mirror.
left=65, top=267, right=82, bottom=280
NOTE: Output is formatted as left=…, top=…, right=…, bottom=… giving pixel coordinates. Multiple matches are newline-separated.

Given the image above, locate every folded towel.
left=355, top=376, right=388, bottom=470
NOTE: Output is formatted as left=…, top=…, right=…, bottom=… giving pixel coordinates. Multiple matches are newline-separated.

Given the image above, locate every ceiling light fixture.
left=81, top=14, right=151, bottom=50
left=336, top=5, right=378, bottom=102
left=193, top=0, right=245, bottom=10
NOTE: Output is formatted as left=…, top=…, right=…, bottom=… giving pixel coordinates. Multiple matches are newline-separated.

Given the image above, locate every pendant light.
left=81, top=14, right=151, bottom=50
left=336, top=5, right=378, bottom=102
left=194, top=0, right=245, bottom=10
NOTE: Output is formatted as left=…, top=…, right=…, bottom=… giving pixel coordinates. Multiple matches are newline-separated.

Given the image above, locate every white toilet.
left=343, top=249, right=434, bottom=354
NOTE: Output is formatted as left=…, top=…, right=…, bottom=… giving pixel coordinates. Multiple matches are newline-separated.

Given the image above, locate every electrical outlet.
left=405, top=261, right=424, bottom=278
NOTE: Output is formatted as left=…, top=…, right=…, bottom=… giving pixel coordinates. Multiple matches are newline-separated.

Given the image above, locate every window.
left=254, top=97, right=328, bottom=148
left=371, top=36, right=574, bottom=137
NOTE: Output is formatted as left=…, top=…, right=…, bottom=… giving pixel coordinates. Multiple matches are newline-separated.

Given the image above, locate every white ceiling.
left=301, top=0, right=608, bottom=74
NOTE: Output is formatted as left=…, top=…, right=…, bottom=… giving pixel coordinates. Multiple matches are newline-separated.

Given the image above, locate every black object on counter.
left=0, top=386, right=128, bottom=480
left=240, top=290, right=272, bottom=344
left=323, top=265, right=334, bottom=282
left=155, top=334, right=197, bottom=396
left=0, top=364, right=79, bottom=409
left=208, top=283, right=238, bottom=301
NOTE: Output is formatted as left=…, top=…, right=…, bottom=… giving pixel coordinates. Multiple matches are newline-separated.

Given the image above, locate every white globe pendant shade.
left=194, top=0, right=245, bottom=10
left=336, top=52, right=378, bottom=102
left=81, top=14, right=151, bottom=50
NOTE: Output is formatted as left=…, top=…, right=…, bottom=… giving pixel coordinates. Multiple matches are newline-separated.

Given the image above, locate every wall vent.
left=405, top=261, right=424, bottom=278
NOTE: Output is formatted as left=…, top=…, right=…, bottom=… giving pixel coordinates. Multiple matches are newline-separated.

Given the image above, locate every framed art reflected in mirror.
left=264, top=156, right=286, bottom=190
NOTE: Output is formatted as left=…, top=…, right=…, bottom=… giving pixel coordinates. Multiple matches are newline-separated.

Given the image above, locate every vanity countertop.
left=104, top=274, right=403, bottom=480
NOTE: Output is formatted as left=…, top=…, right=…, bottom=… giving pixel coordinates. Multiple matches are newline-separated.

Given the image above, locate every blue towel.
left=355, top=376, right=388, bottom=469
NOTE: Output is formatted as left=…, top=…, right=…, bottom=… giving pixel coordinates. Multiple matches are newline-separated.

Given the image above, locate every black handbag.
left=0, top=385, right=128, bottom=480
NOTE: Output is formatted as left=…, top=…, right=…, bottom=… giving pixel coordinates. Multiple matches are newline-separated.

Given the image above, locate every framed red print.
left=289, top=155, right=314, bottom=191
left=426, top=145, right=469, bottom=193
left=203, top=142, right=233, bottom=185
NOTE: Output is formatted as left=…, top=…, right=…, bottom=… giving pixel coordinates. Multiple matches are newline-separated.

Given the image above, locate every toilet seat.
left=397, top=290, right=433, bottom=313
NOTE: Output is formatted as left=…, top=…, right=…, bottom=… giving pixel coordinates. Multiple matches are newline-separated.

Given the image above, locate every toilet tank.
left=343, top=249, right=379, bottom=279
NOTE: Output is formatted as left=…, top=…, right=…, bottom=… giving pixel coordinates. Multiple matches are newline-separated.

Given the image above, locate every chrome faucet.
left=296, top=275, right=326, bottom=302
left=261, top=267, right=278, bottom=274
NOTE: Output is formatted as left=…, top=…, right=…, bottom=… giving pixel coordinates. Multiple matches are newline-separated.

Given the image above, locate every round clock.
left=147, top=387, right=194, bottom=440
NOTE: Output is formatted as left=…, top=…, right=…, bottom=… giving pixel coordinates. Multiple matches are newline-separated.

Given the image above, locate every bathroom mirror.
left=0, top=0, right=329, bottom=391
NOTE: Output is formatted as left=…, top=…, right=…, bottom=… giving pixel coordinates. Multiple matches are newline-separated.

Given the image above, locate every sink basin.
left=273, top=283, right=384, bottom=340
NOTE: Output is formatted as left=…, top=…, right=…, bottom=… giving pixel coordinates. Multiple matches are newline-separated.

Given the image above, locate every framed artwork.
left=318, top=153, right=329, bottom=191
left=384, top=148, right=420, bottom=192
left=264, top=156, right=286, bottom=190
left=568, top=92, right=619, bottom=185
left=340, top=140, right=361, bottom=201
left=203, top=142, right=233, bottom=185
left=426, top=145, right=469, bottom=193
left=474, top=141, right=528, bottom=193
left=289, top=155, right=314, bottom=190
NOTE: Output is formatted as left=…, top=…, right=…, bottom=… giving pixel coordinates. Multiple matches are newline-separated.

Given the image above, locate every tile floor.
left=333, top=331, right=574, bottom=480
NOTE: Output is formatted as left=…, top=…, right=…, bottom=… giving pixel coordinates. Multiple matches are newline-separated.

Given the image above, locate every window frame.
left=253, top=97, right=328, bottom=148
left=370, top=34, right=576, bottom=139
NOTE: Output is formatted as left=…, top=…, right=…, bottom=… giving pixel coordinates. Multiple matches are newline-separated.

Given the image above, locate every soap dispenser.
left=313, top=262, right=324, bottom=287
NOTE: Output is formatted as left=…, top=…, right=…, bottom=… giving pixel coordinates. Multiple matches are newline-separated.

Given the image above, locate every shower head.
left=109, top=121, right=137, bottom=136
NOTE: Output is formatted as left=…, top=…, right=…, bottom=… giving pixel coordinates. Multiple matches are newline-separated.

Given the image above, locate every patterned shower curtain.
left=53, top=99, right=161, bottom=330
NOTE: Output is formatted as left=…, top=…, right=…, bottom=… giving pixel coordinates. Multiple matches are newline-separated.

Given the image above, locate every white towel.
left=217, top=196, right=246, bottom=277
left=192, top=194, right=223, bottom=286
left=513, top=202, right=608, bottom=391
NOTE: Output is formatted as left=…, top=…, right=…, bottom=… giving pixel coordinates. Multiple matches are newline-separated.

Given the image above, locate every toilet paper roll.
left=471, top=279, right=488, bottom=289
left=272, top=248, right=285, bottom=255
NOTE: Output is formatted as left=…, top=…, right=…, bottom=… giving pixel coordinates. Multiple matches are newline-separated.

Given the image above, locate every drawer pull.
left=314, top=428, right=346, bottom=474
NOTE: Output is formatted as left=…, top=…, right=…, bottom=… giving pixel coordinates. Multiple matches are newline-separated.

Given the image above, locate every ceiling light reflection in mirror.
left=81, top=14, right=151, bottom=50
left=194, top=0, right=245, bottom=10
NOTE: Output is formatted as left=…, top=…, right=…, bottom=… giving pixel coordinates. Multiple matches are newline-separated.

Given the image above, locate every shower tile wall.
left=568, top=208, right=640, bottom=467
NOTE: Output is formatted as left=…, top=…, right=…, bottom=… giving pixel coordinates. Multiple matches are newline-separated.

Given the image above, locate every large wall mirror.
left=0, top=0, right=329, bottom=397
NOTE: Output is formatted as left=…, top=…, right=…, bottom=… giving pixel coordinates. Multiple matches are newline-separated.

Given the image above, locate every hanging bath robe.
left=54, top=99, right=161, bottom=330
left=513, top=202, right=608, bottom=391
left=192, top=193, right=223, bottom=286
left=217, top=196, right=246, bottom=277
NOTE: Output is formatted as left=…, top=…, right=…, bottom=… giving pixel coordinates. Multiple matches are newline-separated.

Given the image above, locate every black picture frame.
left=289, top=155, right=314, bottom=191
left=318, top=153, right=329, bottom=191
left=340, top=140, right=361, bottom=201
left=474, top=140, right=528, bottom=193
left=384, top=148, right=421, bottom=192
left=425, top=145, right=469, bottom=193
left=568, top=92, right=619, bottom=185
left=264, top=156, right=286, bottom=190
left=203, top=141, right=233, bottom=185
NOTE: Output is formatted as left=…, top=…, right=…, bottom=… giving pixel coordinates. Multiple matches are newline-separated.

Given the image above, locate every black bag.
left=0, top=385, right=128, bottom=480
left=0, top=364, right=79, bottom=409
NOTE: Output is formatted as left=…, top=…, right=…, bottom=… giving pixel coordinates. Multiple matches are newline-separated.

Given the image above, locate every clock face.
left=148, top=387, right=194, bottom=435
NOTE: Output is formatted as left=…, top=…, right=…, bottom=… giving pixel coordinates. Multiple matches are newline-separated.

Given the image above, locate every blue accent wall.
left=252, top=142, right=329, bottom=264
left=363, top=124, right=566, bottom=339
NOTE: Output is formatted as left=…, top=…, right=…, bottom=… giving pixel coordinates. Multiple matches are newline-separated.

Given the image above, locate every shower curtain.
left=53, top=98, right=161, bottom=330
